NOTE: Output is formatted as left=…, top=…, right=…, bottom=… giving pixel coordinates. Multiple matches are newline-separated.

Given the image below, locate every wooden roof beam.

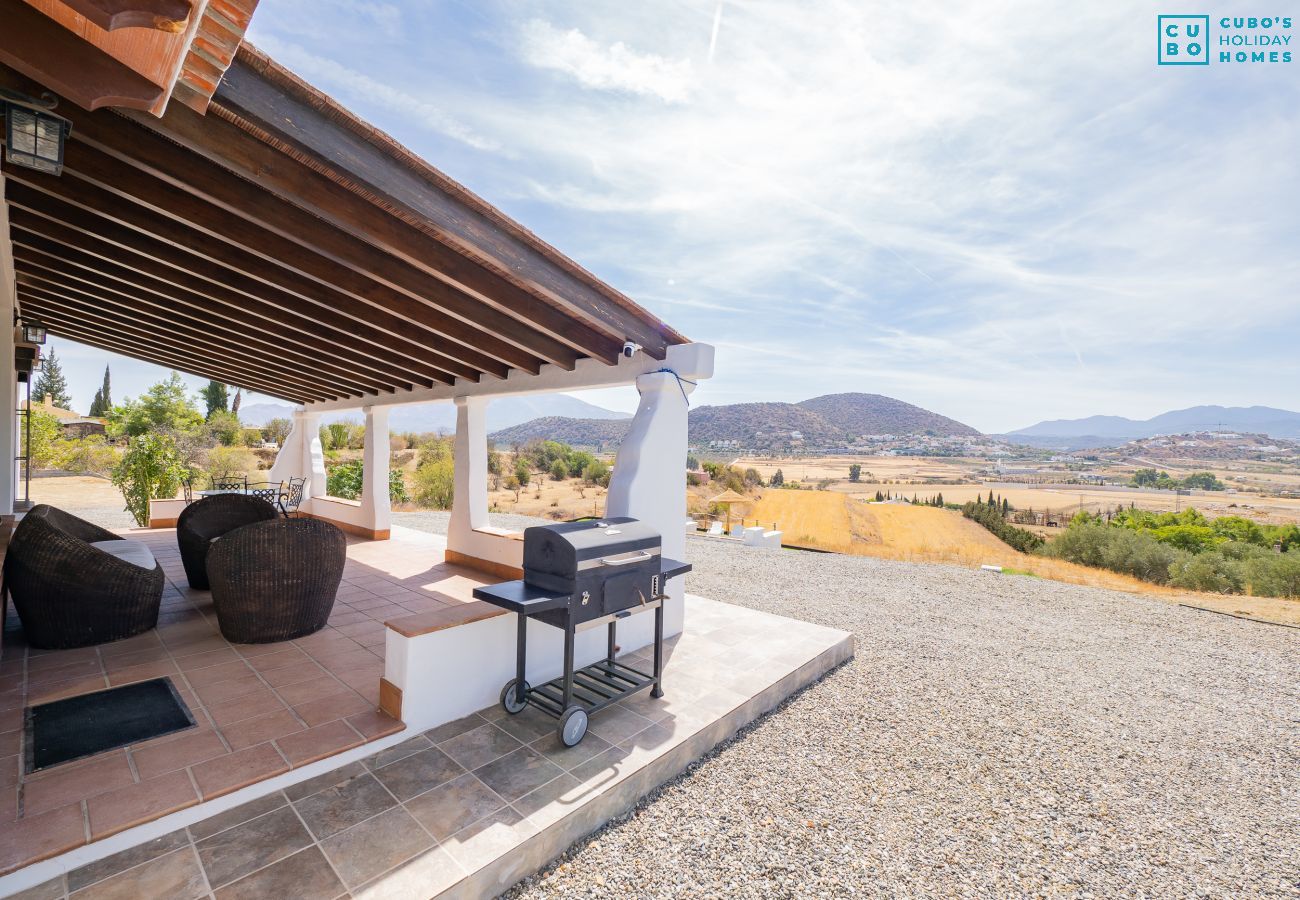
left=11, top=227, right=418, bottom=396
left=26, top=306, right=318, bottom=403
left=60, top=1, right=194, bottom=33
left=16, top=272, right=375, bottom=400
left=122, top=98, right=630, bottom=363
left=4, top=177, right=485, bottom=383
left=0, top=1, right=165, bottom=111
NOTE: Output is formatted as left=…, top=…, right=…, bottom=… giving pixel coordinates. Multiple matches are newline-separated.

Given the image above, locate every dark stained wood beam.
left=216, top=53, right=679, bottom=357
left=53, top=136, right=573, bottom=374
left=15, top=270, right=372, bottom=400
left=4, top=178, right=490, bottom=383
left=10, top=226, right=419, bottom=395
left=119, top=98, right=630, bottom=364
left=0, top=1, right=164, bottom=111
left=60, top=0, right=193, bottom=33
left=25, top=304, right=317, bottom=403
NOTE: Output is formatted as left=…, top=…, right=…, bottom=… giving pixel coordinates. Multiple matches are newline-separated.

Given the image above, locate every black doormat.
left=24, top=678, right=196, bottom=773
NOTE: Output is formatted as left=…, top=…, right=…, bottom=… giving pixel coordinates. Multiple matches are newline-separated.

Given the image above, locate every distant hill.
left=1010, top=405, right=1300, bottom=445
left=799, top=393, right=979, bottom=437
left=239, top=395, right=628, bottom=433
left=490, top=392, right=981, bottom=451
left=490, top=417, right=631, bottom=449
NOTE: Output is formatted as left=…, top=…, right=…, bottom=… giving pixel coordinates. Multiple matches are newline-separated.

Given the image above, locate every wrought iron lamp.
left=1, top=90, right=72, bottom=176
left=20, top=319, right=47, bottom=345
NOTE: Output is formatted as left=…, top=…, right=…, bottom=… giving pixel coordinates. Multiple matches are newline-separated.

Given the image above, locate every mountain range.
left=490, top=393, right=978, bottom=450
left=238, top=394, right=629, bottom=434
left=1007, top=405, right=1300, bottom=448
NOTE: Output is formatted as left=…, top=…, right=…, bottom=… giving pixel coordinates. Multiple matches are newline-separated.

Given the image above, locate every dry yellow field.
left=749, top=489, right=1300, bottom=625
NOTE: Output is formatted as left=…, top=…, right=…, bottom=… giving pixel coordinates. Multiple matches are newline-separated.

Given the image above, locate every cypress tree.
left=88, top=387, right=104, bottom=417
left=99, top=365, right=112, bottom=411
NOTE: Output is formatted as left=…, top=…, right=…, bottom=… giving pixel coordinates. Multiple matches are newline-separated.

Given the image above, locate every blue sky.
left=51, top=1, right=1300, bottom=433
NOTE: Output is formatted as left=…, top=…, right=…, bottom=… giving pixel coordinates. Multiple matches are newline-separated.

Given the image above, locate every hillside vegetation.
left=491, top=392, right=981, bottom=450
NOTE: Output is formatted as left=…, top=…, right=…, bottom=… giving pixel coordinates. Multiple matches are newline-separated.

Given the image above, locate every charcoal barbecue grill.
left=473, top=518, right=690, bottom=747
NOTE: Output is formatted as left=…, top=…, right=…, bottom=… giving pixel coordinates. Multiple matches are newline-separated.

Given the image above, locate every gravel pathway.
left=458, top=536, right=1297, bottom=898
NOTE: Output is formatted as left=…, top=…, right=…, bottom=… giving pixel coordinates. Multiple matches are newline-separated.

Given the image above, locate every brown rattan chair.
left=206, top=518, right=346, bottom=643
left=2, top=505, right=164, bottom=649
left=176, top=493, right=279, bottom=590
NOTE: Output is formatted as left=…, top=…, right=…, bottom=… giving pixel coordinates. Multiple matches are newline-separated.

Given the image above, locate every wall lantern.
left=20, top=319, right=48, bottom=345
left=1, top=90, right=72, bottom=177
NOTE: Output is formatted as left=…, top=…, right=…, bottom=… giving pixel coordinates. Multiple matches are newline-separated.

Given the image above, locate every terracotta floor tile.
left=87, top=770, right=199, bottom=839
left=102, top=647, right=172, bottom=673
left=0, top=705, right=22, bottom=734
left=23, top=751, right=135, bottom=817
left=192, top=672, right=265, bottom=707
left=325, top=611, right=370, bottom=627
left=0, top=803, right=86, bottom=875
left=163, top=636, right=230, bottom=659
left=212, top=845, right=345, bottom=900
left=131, top=729, right=227, bottom=781
left=273, top=676, right=348, bottom=707
left=192, top=743, right=289, bottom=800
left=346, top=710, right=404, bottom=741
left=69, top=845, right=206, bottom=900
left=244, top=648, right=307, bottom=673
left=204, top=688, right=286, bottom=726
left=180, top=660, right=253, bottom=689
left=294, top=688, right=370, bottom=724
left=106, top=659, right=179, bottom=687
left=27, top=674, right=110, bottom=705
left=218, top=709, right=305, bottom=751
left=276, top=720, right=364, bottom=768
left=259, top=660, right=326, bottom=689
left=196, top=805, right=312, bottom=889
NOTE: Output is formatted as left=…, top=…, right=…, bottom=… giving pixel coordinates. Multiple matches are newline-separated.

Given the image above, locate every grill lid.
left=523, top=517, right=661, bottom=584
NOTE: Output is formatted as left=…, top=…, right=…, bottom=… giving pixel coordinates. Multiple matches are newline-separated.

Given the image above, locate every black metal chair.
left=210, top=473, right=247, bottom=492
left=182, top=478, right=194, bottom=504
left=207, top=518, right=346, bottom=643
left=3, top=505, right=164, bottom=649
left=176, top=493, right=279, bottom=590
left=246, top=481, right=283, bottom=506
left=279, top=477, right=306, bottom=517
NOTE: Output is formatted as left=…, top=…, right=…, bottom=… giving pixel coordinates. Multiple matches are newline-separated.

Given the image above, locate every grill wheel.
left=500, top=679, right=530, bottom=715
left=558, top=705, right=589, bottom=747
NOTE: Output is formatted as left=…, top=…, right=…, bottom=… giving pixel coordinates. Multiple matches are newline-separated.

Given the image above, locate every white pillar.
left=607, top=371, right=695, bottom=637
left=360, top=405, right=391, bottom=536
left=267, top=408, right=325, bottom=499
left=0, top=172, right=17, bottom=516
left=448, top=396, right=489, bottom=547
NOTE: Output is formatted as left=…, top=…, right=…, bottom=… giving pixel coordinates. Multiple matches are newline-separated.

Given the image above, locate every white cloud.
left=519, top=19, right=695, bottom=103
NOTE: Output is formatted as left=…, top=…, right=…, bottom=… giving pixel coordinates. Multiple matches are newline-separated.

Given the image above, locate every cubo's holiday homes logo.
left=1158, top=14, right=1294, bottom=64
left=1159, top=15, right=1210, bottom=64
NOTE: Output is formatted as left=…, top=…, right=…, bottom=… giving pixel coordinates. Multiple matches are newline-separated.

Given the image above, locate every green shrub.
left=54, top=435, right=119, bottom=476
left=412, top=456, right=454, bottom=508
left=1169, top=551, right=1244, bottom=593
left=112, top=432, right=193, bottom=526
left=206, top=409, right=243, bottom=446
left=1244, top=552, right=1300, bottom=599
left=582, top=459, right=611, bottom=487
left=549, top=459, right=569, bottom=481
left=22, top=409, right=62, bottom=470
left=961, top=501, right=1044, bottom=553
left=326, top=460, right=407, bottom=503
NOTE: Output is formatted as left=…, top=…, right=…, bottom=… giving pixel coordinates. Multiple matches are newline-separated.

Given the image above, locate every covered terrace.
left=0, top=5, right=849, bottom=897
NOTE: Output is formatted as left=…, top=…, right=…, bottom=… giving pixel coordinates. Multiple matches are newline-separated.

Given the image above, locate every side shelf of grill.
left=471, top=580, right=570, bottom=614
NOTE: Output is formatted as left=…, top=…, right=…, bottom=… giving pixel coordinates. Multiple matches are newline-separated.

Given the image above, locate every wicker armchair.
left=207, top=518, right=346, bottom=643
left=3, top=505, right=164, bottom=649
left=176, top=494, right=279, bottom=590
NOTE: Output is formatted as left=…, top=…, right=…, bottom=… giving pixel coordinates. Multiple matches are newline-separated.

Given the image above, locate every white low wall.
left=386, top=603, right=664, bottom=733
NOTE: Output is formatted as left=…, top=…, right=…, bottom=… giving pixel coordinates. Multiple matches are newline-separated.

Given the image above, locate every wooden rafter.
left=58, top=1, right=194, bottom=33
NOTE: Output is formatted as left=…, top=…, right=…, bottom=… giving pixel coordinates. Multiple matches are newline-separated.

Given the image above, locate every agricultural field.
left=736, top=455, right=1300, bottom=526
left=743, top=489, right=1299, bottom=625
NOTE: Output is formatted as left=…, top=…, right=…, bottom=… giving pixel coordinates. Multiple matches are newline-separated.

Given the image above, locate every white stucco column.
left=360, top=405, right=391, bottom=536
left=448, top=395, right=489, bottom=546
left=607, top=371, right=696, bottom=637
left=268, top=409, right=325, bottom=499
left=0, top=173, right=17, bottom=517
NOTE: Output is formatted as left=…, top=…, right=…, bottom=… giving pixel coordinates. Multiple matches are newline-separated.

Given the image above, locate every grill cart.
left=473, top=518, right=690, bottom=747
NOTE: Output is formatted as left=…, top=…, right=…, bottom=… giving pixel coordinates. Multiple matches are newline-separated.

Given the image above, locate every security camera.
left=622, top=341, right=642, bottom=359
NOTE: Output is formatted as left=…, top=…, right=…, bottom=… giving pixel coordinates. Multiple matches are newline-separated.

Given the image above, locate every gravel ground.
left=468, top=536, right=1297, bottom=899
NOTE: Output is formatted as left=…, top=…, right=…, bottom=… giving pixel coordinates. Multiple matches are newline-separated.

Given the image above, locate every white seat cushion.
left=89, top=540, right=157, bottom=571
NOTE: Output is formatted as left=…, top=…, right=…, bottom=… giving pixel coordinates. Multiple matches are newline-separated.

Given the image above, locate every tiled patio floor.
left=3, top=597, right=853, bottom=899
left=0, top=527, right=496, bottom=877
